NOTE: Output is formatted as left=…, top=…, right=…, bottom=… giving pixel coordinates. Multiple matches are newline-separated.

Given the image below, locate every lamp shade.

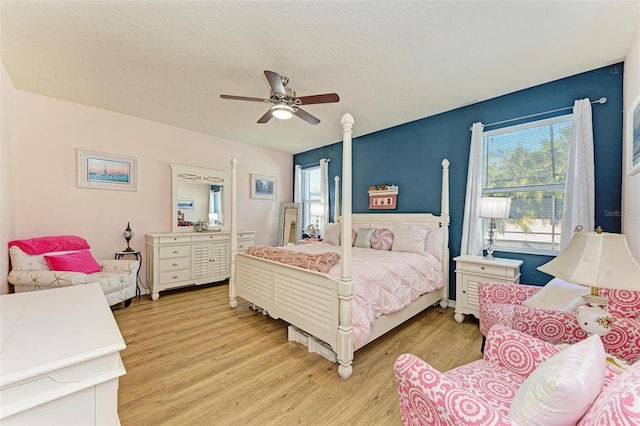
left=479, top=197, right=511, bottom=219
left=537, top=231, right=640, bottom=290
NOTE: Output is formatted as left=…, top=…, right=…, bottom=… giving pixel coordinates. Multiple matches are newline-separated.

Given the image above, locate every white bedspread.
left=282, top=243, right=444, bottom=349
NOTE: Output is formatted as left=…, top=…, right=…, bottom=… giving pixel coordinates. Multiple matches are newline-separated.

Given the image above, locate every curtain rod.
left=470, top=97, right=607, bottom=131
left=296, top=159, right=330, bottom=169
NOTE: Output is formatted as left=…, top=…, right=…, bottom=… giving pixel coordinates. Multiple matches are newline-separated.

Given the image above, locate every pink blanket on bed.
left=8, top=235, right=90, bottom=255
left=245, top=245, right=340, bottom=273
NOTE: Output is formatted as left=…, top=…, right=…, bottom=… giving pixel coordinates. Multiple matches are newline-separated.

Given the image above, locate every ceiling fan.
left=220, top=70, right=340, bottom=125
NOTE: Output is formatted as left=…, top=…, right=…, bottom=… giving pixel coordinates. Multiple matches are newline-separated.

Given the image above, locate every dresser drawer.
left=159, top=246, right=191, bottom=259
left=159, top=257, right=190, bottom=272
left=159, top=235, right=192, bottom=244
left=458, top=261, right=515, bottom=279
left=159, top=269, right=191, bottom=285
left=238, top=241, right=253, bottom=252
left=192, top=233, right=228, bottom=242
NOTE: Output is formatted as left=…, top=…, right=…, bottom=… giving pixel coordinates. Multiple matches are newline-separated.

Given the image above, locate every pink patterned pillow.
left=579, top=358, right=640, bottom=425
left=44, top=250, right=101, bottom=274
left=371, top=228, right=394, bottom=251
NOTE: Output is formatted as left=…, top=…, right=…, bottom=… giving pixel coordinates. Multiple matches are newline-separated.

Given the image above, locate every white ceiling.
left=2, top=1, right=638, bottom=154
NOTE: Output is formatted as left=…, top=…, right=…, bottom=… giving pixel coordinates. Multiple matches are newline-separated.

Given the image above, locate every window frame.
left=300, top=166, right=324, bottom=235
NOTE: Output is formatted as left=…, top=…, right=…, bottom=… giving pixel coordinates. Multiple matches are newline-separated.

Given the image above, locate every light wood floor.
left=113, top=282, right=483, bottom=425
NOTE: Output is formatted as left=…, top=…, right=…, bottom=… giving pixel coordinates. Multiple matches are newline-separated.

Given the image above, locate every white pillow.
left=508, top=334, right=606, bottom=426
left=391, top=224, right=427, bottom=255
left=354, top=228, right=375, bottom=248
left=324, top=223, right=341, bottom=245
left=522, top=278, right=586, bottom=312
left=424, top=227, right=446, bottom=261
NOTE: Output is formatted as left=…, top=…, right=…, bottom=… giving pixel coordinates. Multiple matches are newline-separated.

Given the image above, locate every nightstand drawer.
left=459, top=261, right=516, bottom=279
left=159, top=246, right=191, bottom=259
left=238, top=242, right=253, bottom=252
left=159, top=257, right=190, bottom=272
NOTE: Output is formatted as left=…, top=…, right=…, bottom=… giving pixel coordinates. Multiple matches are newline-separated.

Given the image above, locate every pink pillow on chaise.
left=44, top=250, right=101, bottom=274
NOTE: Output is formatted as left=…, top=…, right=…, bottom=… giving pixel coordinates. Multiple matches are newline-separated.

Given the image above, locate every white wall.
left=623, top=18, right=640, bottom=261
left=1, top=61, right=17, bottom=294
left=9, top=91, right=292, bottom=290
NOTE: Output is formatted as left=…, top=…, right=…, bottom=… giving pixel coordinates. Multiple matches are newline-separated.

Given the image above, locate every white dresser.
left=453, top=255, right=522, bottom=323
left=146, top=231, right=255, bottom=300
left=0, top=284, right=126, bottom=425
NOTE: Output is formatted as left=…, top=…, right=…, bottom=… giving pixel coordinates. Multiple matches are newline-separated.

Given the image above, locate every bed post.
left=338, top=113, right=354, bottom=380
left=334, top=176, right=340, bottom=220
left=229, top=157, right=238, bottom=308
left=440, top=159, right=450, bottom=308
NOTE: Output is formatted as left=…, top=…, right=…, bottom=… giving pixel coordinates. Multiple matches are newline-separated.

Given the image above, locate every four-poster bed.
left=228, top=113, right=451, bottom=380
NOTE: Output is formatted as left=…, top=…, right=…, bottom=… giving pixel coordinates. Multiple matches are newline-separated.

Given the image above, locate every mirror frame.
left=171, top=163, right=230, bottom=233
left=277, top=202, right=302, bottom=246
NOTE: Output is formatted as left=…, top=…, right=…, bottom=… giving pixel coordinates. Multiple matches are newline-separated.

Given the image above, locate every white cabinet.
left=0, top=284, right=126, bottom=425
left=146, top=231, right=254, bottom=300
left=453, top=255, right=522, bottom=323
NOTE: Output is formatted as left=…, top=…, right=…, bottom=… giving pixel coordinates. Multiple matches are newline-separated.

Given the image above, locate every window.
left=300, top=166, right=324, bottom=235
left=482, top=115, right=572, bottom=255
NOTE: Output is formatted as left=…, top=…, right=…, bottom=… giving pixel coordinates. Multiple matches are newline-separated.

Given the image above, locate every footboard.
left=234, top=253, right=340, bottom=350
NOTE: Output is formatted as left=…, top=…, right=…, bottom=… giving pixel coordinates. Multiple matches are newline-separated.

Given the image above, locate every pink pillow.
left=371, top=228, right=394, bottom=251
left=44, top=250, right=101, bottom=274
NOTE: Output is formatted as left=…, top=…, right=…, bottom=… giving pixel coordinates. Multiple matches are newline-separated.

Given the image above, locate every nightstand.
left=115, top=250, right=142, bottom=299
left=453, top=255, right=522, bottom=323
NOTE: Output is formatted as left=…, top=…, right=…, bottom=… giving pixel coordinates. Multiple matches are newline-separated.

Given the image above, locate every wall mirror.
left=278, top=202, right=302, bottom=246
left=171, top=164, right=230, bottom=233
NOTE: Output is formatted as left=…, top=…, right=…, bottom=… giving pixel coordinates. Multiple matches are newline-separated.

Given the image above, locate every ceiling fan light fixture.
left=271, top=103, right=294, bottom=120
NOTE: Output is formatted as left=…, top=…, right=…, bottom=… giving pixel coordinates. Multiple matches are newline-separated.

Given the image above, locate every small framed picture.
left=77, top=149, right=138, bottom=191
left=251, top=174, right=277, bottom=200
left=628, top=94, right=640, bottom=175
left=177, top=198, right=195, bottom=210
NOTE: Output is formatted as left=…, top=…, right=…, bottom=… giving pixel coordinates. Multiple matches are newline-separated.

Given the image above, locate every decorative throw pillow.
left=579, top=355, right=640, bottom=424
left=424, top=226, right=446, bottom=261
left=351, top=223, right=370, bottom=246
left=354, top=228, right=375, bottom=248
left=391, top=224, right=428, bottom=255
left=507, top=334, right=606, bottom=426
left=522, top=278, right=586, bottom=312
left=371, top=228, right=394, bottom=251
left=44, top=250, right=101, bottom=274
left=324, top=223, right=341, bottom=245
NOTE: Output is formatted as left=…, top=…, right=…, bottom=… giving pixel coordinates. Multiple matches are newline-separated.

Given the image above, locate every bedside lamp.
left=479, top=197, right=511, bottom=258
left=122, top=222, right=135, bottom=252
left=537, top=227, right=640, bottom=336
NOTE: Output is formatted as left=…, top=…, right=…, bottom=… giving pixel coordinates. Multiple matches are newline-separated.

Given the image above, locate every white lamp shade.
left=309, top=203, right=324, bottom=217
left=479, top=197, right=511, bottom=219
left=537, top=231, right=640, bottom=290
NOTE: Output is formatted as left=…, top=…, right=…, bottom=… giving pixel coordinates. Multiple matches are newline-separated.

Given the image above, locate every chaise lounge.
left=8, top=235, right=139, bottom=307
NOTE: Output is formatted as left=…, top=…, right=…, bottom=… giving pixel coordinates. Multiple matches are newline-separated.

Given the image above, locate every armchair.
left=8, top=236, right=139, bottom=308
left=394, top=325, right=640, bottom=426
left=479, top=280, right=640, bottom=364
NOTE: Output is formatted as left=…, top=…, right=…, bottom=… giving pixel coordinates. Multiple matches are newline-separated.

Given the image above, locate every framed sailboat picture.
left=77, top=149, right=138, bottom=191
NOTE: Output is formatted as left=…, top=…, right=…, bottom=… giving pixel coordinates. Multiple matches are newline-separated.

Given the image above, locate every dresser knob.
left=481, top=266, right=485, bottom=270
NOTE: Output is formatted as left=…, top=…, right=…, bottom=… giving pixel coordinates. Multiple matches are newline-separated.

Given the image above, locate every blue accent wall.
left=293, top=64, right=624, bottom=299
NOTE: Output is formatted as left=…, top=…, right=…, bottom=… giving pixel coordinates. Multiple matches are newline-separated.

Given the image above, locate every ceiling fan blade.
left=264, top=70, right=286, bottom=97
left=295, top=108, right=320, bottom=125
left=297, top=93, right=340, bottom=105
left=257, top=110, right=273, bottom=124
left=220, top=94, right=268, bottom=102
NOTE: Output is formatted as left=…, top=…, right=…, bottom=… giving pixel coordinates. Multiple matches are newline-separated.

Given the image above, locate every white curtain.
left=460, top=122, right=485, bottom=256
left=320, top=159, right=329, bottom=235
left=294, top=165, right=302, bottom=203
left=561, top=98, right=595, bottom=251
